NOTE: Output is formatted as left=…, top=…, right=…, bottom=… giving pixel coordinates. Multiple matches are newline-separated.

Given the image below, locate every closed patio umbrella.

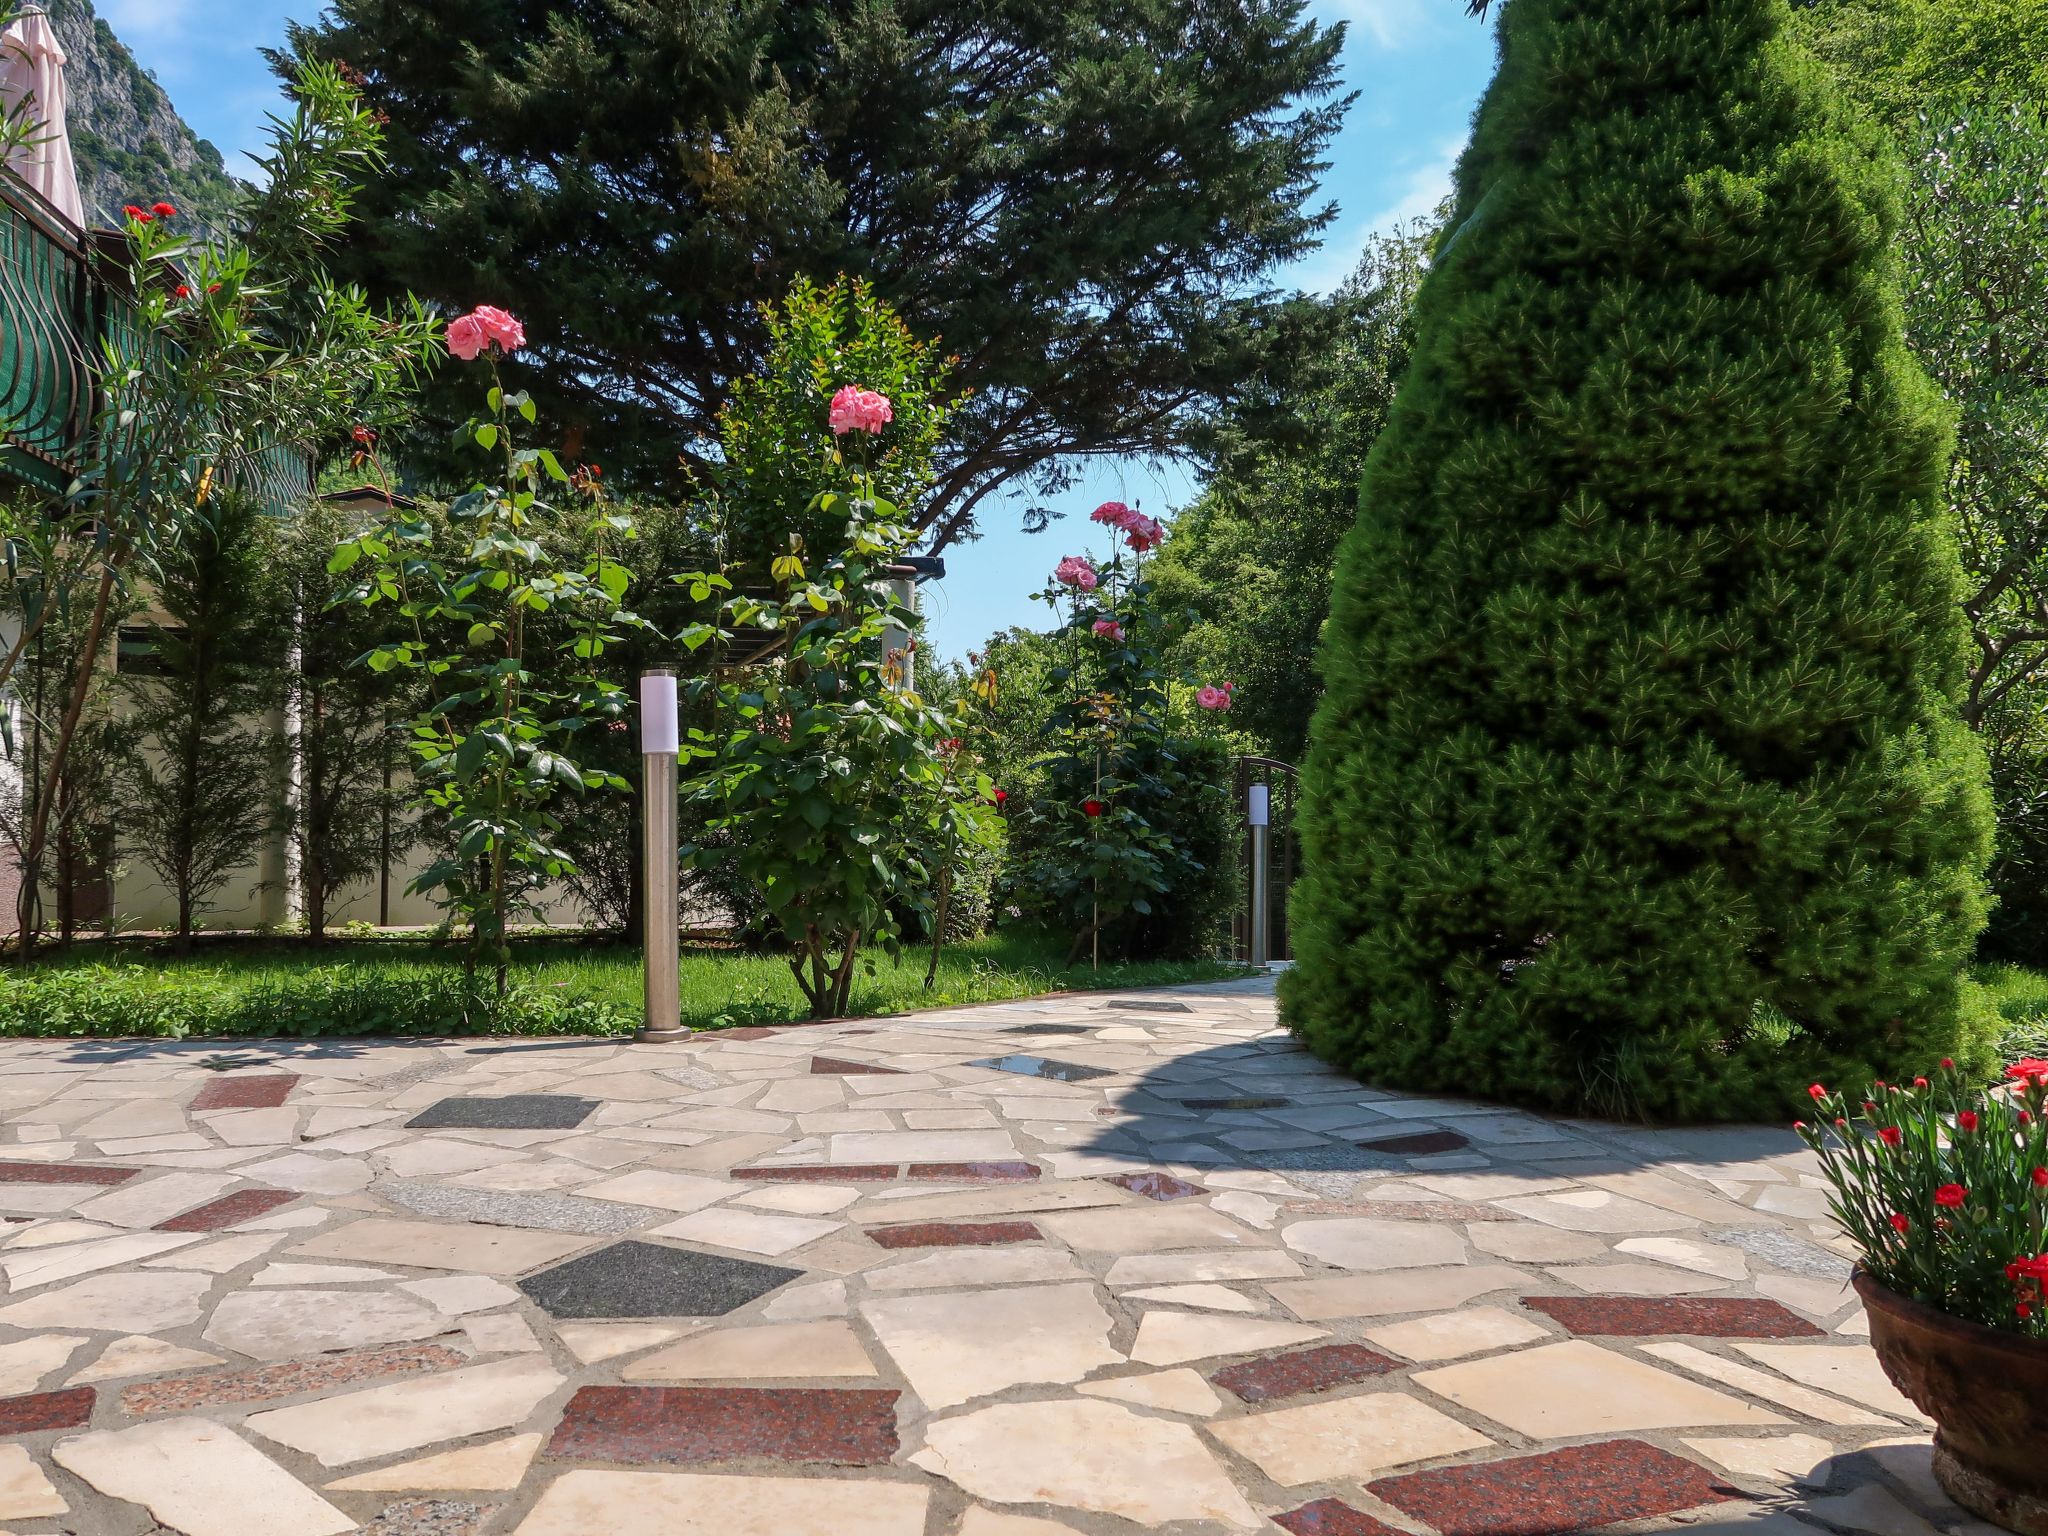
left=0, top=5, right=85, bottom=228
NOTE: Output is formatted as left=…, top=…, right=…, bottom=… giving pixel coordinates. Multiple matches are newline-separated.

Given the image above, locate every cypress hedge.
left=1282, top=0, right=1996, bottom=1121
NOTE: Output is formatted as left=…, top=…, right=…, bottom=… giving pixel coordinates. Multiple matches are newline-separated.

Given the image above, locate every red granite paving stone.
left=1211, top=1343, right=1404, bottom=1404
left=153, top=1187, right=298, bottom=1232
left=905, top=1161, right=1042, bottom=1183
left=809, top=1056, right=903, bottom=1076
left=189, top=1073, right=300, bottom=1111
left=865, top=1220, right=1043, bottom=1249
left=1273, top=1499, right=1409, bottom=1536
left=121, top=1343, right=466, bottom=1415
left=1368, top=1439, right=1741, bottom=1536
left=0, top=1387, right=94, bottom=1434
left=1524, top=1295, right=1825, bottom=1339
left=731, top=1164, right=900, bottom=1183
left=0, top=1161, right=139, bottom=1186
left=547, top=1386, right=901, bottom=1466
left=1105, top=1171, right=1207, bottom=1202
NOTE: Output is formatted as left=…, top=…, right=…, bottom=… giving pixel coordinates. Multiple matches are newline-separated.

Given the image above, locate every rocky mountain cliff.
left=29, top=0, right=240, bottom=228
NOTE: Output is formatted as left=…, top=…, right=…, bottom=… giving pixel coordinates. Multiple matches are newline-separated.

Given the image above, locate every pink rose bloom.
left=1054, top=555, right=1099, bottom=591
left=1197, top=684, right=1231, bottom=711
left=1125, top=514, right=1165, bottom=553
left=471, top=305, right=525, bottom=354
left=829, top=385, right=894, bottom=436
left=446, top=313, right=488, bottom=361
left=1092, top=618, right=1125, bottom=642
left=1090, top=500, right=1134, bottom=528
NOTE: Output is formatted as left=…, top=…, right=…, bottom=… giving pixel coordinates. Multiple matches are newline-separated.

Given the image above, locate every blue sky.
left=103, top=0, right=1498, bottom=661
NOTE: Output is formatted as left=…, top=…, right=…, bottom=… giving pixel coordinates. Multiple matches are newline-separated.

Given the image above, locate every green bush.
left=0, top=963, right=634, bottom=1039
left=1284, top=0, right=1997, bottom=1122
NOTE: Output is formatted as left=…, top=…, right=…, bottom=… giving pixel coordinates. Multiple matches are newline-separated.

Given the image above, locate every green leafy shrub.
left=1285, top=0, right=1997, bottom=1122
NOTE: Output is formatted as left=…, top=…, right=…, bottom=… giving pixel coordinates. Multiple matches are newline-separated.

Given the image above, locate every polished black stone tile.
left=1000, top=1024, right=1093, bottom=1036
left=406, top=1095, right=600, bottom=1130
left=1357, top=1129, right=1471, bottom=1155
left=1180, top=1096, right=1291, bottom=1111
left=1107, top=998, right=1192, bottom=1012
left=967, top=1054, right=1115, bottom=1083
left=518, top=1240, right=802, bottom=1319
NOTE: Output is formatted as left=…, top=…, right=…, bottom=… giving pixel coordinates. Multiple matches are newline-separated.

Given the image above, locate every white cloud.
left=1315, top=0, right=1436, bottom=52
left=1291, top=133, right=1464, bottom=294
left=98, top=0, right=197, bottom=43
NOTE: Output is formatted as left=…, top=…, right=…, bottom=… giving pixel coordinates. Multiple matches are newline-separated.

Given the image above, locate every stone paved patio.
left=0, top=975, right=1987, bottom=1535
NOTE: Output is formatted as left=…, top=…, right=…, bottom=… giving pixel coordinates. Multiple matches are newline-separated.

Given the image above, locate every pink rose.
left=829, top=385, right=894, bottom=436
left=1092, top=618, right=1125, bottom=642
left=471, top=305, right=525, bottom=354
left=1054, top=555, right=1099, bottom=591
left=446, top=313, right=488, bottom=361
left=1090, top=500, right=1133, bottom=528
left=1197, top=684, right=1230, bottom=711
left=1125, top=514, right=1165, bottom=553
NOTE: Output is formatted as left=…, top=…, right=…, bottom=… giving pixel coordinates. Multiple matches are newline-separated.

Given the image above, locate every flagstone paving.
left=0, top=974, right=1976, bottom=1534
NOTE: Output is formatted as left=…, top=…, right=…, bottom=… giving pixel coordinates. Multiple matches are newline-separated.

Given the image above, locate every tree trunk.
left=17, top=558, right=121, bottom=959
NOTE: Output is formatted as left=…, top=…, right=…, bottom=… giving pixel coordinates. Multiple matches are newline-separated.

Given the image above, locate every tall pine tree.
left=1283, top=0, right=1995, bottom=1122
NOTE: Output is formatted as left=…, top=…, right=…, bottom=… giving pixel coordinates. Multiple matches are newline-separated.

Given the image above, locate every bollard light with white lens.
left=636, top=667, right=687, bottom=1042
left=1247, top=782, right=1272, bottom=969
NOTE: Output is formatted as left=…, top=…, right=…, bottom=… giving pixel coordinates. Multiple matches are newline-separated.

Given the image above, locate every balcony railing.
left=0, top=168, right=311, bottom=511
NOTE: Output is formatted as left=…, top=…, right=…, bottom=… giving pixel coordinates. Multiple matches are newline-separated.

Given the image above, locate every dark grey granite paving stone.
left=1182, top=1096, right=1291, bottom=1111
left=407, top=1095, right=599, bottom=1130
left=519, top=1240, right=803, bottom=1319
left=1706, top=1225, right=1854, bottom=1280
left=1001, top=1024, right=1094, bottom=1036
left=1107, top=999, right=1193, bottom=1013
left=1359, top=1129, right=1472, bottom=1155
left=378, top=1180, right=665, bottom=1236
left=968, top=1054, right=1116, bottom=1083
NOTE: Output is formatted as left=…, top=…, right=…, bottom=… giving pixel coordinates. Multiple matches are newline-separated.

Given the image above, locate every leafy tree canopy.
left=278, top=0, right=1349, bottom=549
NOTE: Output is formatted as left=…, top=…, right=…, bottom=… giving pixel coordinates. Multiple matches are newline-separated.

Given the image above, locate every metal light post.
left=636, top=667, right=687, bottom=1043
left=1247, top=781, right=1272, bottom=969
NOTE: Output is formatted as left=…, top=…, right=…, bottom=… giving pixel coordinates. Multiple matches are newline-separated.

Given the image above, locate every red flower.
left=1878, top=1126, right=1902, bottom=1147
left=122, top=203, right=144, bottom=219
left=1808, top=1083, right=1828, bottom=1101
left=1957, top=1111, right=1979, bottom=1133
left=1941, top=1057, right=1955, bottom=1069
left=1913, top=1077, right=1929, bottom=1089
left=1934, top=1184, right=1968, bottom=1209
left=151, top=201, right=177, bottom=219
left=2033, top=1167, right=2048, bottom=1190
left=206, top=282, right=222, bottom=293
left=1889, top=1213, right=1910, bottom=1234
left=351, top=424, right=378, bottom=447
left=2008, top=1058, right=2048, bottom=1087
left=992, top=789, right=1008, bottom=806
left=173, top=284, right=190, bottom=298
left=1082, top=799, right=1104, bottom=818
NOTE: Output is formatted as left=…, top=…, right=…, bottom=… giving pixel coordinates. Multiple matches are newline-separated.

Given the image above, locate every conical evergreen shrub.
left=1282, top=0, right=1996, bottom=1122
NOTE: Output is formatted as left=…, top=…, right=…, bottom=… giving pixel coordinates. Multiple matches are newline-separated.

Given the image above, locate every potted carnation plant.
left=1800, top=1060, right=2048, bottom=1533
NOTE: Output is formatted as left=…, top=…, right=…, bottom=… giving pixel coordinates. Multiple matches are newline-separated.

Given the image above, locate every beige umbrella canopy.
left=0, top=4, right=85, bottom=228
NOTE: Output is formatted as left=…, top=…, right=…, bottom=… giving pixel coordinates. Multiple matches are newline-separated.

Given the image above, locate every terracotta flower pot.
left=1855, top=1269, right=2048, bottom=1535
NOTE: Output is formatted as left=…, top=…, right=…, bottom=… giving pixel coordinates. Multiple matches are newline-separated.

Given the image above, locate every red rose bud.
left=1808, top=1084, right=1827, bottom=1100
left=1082, top=799, right=1104, bottom=818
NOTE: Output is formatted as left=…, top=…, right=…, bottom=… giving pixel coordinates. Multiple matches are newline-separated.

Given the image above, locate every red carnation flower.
left=1941, top=1057, right=1955, bottom=1069
left=122, top=204, right=144, bottom=219
left=173, top=284, right=190, bottom=298
left=1878, top=1126, right=1902, bottom=1147
left=151, top=201, right=177, bottom=219
left=2033, top=1167, right=2048, bottom=1190
left=1913, top=1077, right=1928, bottom=1089
left=1957, top=1111, right=1980, bottom=1133
left=1934, top=1184, right=1968, bottom=1209
left=1808, top=1083, right=1827, bottom=1101
left=1889, top=1213, right=1910, bottom=1234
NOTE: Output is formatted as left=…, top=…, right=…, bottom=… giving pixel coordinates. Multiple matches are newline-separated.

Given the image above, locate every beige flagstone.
left=1414, top=1340, right=1789, bottom=1438
left=1279, top=1216, right=1468, bottom=1270
left=1642, top=1342, right=1897, bottom=1426
left=68, top=1334, right=224, bottom=1385
left=846, top=1182, right=1125, bottom=1223
left=288, top=1217, right=591, bottom=1274
left=1128, top=1309, right=1325, bottom=1366
left=1206, top=1391, right=1495, bottom=1485
left=1, top=1231, right=204, bottom=1289
left=1076, top=1367, right=1224, bottom=1417
left=621, top=1320, right=877, bottom=1381
left=1269, top=1264, right=1530, bottom=1321
left=53, top=1418, right=355, bottom=1536
left=246, top=1357, right=565, bottom=1467
left=1494, top=1189, right=1699, bottom=1234
left=0, top=1270, right=212, bottom=1333
left=203, top=1289, right=448, bottom=1361
left=1105, top=1250, right=1303, bottom=1285
left=1681, top=1433, right=1839, bottom=1488
left=917, top=1398, right=1261, bottom=1529
left=1730, top=1343, right=1929, bottom=1422
left=1040, top=1204, right=1255, bottom=1253
left=1544, top=1262, right=1731, bottom=1296
left=864, top=1248, right=1089, bottom=1291
left=511, top=1470, right=930, bottom=1535
left=862, top=1283, right=1121, bottom=1408
left=955, top=1509, right=1088, bottom=1536
left=325, top=1432, right=544, bottom=1492
left=0, top=1445, right=66, bottom=1521
left=0, top=1332, right=87, bottom=1394
left=651, top=1206, right=842, bottom=1256
left=554, top=1321, right=689, bottom=1364
left=1123, top=1283, right=1264, bottom=1313
left=1361, top=1304, right=1552, bottom=1362
left=397, top=1274, right=522, bottom=1315
left=576, top=1169, right=737, bottom=1212
left=141, top=1231, right=287, bottom=1274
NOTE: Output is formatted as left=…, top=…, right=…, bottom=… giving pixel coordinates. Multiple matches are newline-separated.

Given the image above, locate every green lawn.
left=0, top=927, right=1250, bottom=1039
left=1979, top=960, right=2048, bottom=1062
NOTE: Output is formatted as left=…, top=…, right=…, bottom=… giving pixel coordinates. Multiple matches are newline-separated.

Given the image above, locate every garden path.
left=0, top=976, right=1972, bottom=1536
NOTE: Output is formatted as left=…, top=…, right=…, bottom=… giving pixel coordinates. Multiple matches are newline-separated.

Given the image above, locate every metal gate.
left=1231, top=755, right=1298, bottom=965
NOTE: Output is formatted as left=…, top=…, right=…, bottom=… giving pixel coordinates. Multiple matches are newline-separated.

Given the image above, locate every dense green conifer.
left=1283, top=0, right=1995, bottom=1121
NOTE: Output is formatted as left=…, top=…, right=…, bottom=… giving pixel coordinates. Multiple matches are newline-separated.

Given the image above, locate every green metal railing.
left=0, top=170, right=312, bottom=512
